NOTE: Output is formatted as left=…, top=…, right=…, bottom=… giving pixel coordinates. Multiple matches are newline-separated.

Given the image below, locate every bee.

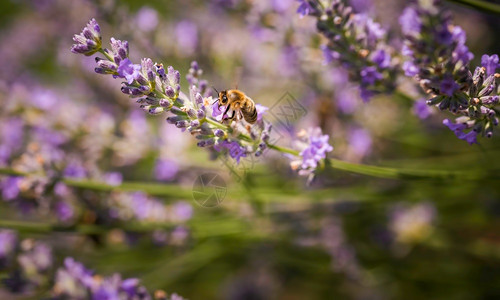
left=214, top=88, right=258, bottom=124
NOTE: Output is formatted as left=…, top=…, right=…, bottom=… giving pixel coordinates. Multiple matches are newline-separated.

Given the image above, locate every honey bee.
left=214, top=88, right=258, bottom=124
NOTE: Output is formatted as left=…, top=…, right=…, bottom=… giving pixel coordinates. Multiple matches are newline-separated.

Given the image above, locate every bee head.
left=219, top=90, right=228, bottom=105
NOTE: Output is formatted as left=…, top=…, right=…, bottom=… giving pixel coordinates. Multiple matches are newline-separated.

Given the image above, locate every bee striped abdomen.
left=243, top=104, right=257, bottom=124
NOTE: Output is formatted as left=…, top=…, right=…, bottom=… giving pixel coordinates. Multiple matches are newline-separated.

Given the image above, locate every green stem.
left=204, top=117, right=228, bottom=130
left=446, top=0, right=500, bottom=15
left=98, top=48, right=114, bottom=62
left=0, top=168, right=192, bottom=198
left=203, top=118, right=253, bottom=142
left=266, top=143, right=300, bottom=156
left=326, top=158, right=490, bottom=180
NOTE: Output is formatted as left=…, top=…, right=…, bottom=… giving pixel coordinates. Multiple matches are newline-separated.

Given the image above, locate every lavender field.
left=1, top=0, right=500, bottom=299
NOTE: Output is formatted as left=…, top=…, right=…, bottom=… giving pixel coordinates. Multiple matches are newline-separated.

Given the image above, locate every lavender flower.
left=53, top=257, right=181, bottom=300
left=296, top=0, right=317, bottom=18
left=17, top=241, right=53, bottom=274
left=443, top=118, right=478, bottom=144
left=117, top=59, right=142, bottom=84
left=154, top=159, right=179, bottom=181
left=1, top=236, right=53, bottom=293
left=348, top=128, right=372, bottom=158
left=1, top=177, right=22, bottom=201
left=135, top=6, right=159, bottom=32
left=103, top=172, right=123, bottom=186
left=73, top=19, right=278, bottom=165
left=289, top=127, right=333, bottom=177
left=482, top=54, right=500, bottom=77
left=0, top=230, right=16, bottom=264
left=401, top=0, right=500, bottom=142
left=175, top=21, right=199, bottom=56
left=70, top=18, right=101, bottom=56
left=72, top=19, right=332, bottom=175
left=413, top=99, right=432, bottom=119
left=400, top=2, right=473, bottom=103
left=307, top=0, right=398, bottom=101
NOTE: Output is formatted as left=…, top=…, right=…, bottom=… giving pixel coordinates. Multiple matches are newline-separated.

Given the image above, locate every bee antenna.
left=212, top=86, right=219, bottom=95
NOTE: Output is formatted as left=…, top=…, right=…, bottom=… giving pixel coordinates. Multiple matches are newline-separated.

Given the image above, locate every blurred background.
left=0, top=0, right=499, bottom=299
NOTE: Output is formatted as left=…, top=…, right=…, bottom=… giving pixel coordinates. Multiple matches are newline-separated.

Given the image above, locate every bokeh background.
left=1, top=0, right=500, bottom=299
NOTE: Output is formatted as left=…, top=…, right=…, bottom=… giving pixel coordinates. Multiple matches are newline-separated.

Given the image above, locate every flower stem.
left=326, top=158, right=497, bottom=180
left=266, top=143, right=300, bottom=156
left=98, top=48, right=114, bottom=62
left=447, top=0, right=500, bottom=15
left=203, top=117, right=228, bottom=130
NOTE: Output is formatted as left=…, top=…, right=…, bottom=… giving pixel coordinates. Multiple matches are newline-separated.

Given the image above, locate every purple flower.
left=297, top=128, right=333, bottom=173
left=371, top=49, right=391, bottom=69
left=215, top=141, right=247, bottom=163
left=439, top=76, right=459, bottom=96
left=360, top=66, right=383, bottom=85
left=443, top=118, right=466, bottom=132
left=255, top=104, right=268, bottom=122
left=113, top=192, right=168, bottom=222
left=1, top=176, right=21, bottom=201
left=350, top=0, right=373, bottom=13
left=211, top=100, right=224, bottom=119
left=457, top=130, right=478, bottom=145
left=320, top=45, right=340, bottom=65
left=92, top=276, right=121, bottom=300
left=154, top=159, right=179, bottom=181
left=296, top=0, right=313, bottom=18
left=226, top=141, right=247, bottom=164
left=402, top=61, right=419, bottom=77
left=64, top=163, right=87, bottom=179
left=54, top=258, right=158, bottom=299
left=348, top=128, right=372, bottom=157
left=55, top=201, right=74, bottom=222
left=121, top=278, right=140, bottom=297
left=413, top=99, right=432, bottom=119
left=117, top=59, right=141, bottom=84
left=365, top=19, right=386, bottom=45
left=103, top=172, right=123, bottom=186
left=175, top=21, right=198, bottom=55
left=1, top=118, right=24, bottom=151
left=71, top=18, right=102, bottom=55
left=271, top=0, right=293, bottom=13
left=35, top=126, right=66, bottom=145
left=135, top=7, right=159, bottom=32
left=452, top=26, right=467, bottom=45
left=171, top=202, right=193, bottom=222
left=336, top=89, right=359, bottom=114
left=54, top=258, right=93, bottom=298
left=0, top=230, right=16, bottom=260
left=443, top=119, right=477, bottom=144
left=18, top=242, right=53, bottom=273
left=435, top=26, right=453, bottom=45
left=481, top=54, right=500, bottom=76
left=360, top=88, right=374, bottom=103
left=110, top=38, right=129, bottom=62
left=453, top=44, right=473, bottom=64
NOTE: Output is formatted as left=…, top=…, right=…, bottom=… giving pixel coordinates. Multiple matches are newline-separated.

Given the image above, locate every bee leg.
left=220, top=105, right=230, bottom=123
